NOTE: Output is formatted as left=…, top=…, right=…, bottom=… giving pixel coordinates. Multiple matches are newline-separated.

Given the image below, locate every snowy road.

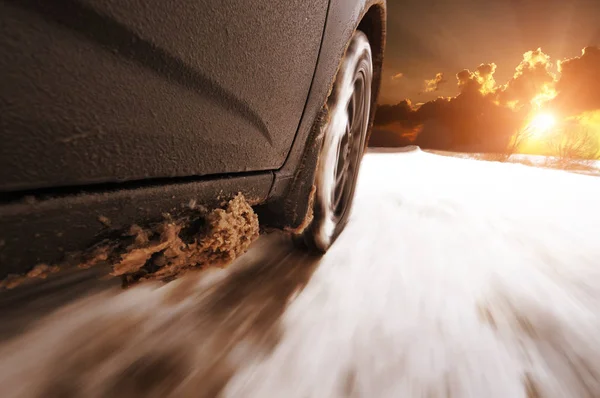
left=1, top=148, right=600, bottom=397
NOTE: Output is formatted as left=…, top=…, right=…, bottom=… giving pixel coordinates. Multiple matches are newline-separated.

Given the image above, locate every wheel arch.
left=257, top=0, right=387, bottom=231
left=357, top=3, right=387, bottom=146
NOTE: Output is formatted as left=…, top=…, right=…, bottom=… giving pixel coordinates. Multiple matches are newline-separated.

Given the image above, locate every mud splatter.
left=0, top=264, right=61, bottom=289
left=523, top=373, right=541, bottom=398
left=285, top=185, right=316, bottom=235
left=26, top=264, right=60, bottom=279
left=476, top=303, right=497, bottom=330
left=113, top=193, right=259, bottom=286
left=0, top=275, right=27, bottom=290
left=1, top=194, right=259, bottom=290
left=97, top=215, right=112, bottom=227
left=78, top=245, right=113, bottom=270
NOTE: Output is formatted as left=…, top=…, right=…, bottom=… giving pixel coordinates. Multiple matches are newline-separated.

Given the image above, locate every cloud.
left=373, top=93, right=523, bottom=152
left=373, top=99, right=416, bottom=126
left=496, top=48, right=556, bottom=110
left=372, top=45, right=600, bottom=153
left=424, top=72, right=447, bottom=92
left=391, top=72, right=404, bottom=80
left=550, top=46, right=600, bottom=116
left=456, top=63, right=497, bottom=95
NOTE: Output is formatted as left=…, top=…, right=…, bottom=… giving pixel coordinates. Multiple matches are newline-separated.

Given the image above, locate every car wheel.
left=299, top=30, right=373, bottom=252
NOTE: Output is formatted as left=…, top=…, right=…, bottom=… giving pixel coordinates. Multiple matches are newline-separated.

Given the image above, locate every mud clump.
left=1, top=194, right=259, bottom=289
left=112, top=193, right=259, bottom=286
left=523, top=373, right=541, bottom=398
left=26, top=264, right=61, bottom=279
left=0, top=264, right=61, bottom=289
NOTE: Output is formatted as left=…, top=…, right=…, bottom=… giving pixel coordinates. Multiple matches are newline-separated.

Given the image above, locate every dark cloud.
left=373, top=92, right=524, bottom=152
left=373, top=100, right=416, bottom=126
left=551, top=46, right=600, bottom=116
left=412, top=91, right=524, bottom=152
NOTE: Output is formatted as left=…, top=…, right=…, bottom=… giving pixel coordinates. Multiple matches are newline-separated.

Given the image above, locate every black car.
left=0, top=0, right=386, bottom=281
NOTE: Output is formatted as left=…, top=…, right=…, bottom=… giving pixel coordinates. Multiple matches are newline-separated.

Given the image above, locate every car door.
left=0, top=0, right=329, bottom=191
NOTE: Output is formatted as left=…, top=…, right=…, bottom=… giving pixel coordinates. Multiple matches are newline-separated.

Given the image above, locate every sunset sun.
left=528, top=113, right=556, bottom=135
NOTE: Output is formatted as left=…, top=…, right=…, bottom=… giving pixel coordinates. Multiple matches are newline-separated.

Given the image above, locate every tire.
left=298, top=31, right=373, bottom=252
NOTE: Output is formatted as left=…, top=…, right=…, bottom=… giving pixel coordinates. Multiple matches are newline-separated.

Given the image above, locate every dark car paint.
left=0, top=0, right=328, bottom=191
left=0, top=0, right=386, bottom=279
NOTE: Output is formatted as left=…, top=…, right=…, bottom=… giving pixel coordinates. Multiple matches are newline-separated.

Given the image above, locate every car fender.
left=258, top=0, right=386, bottom=230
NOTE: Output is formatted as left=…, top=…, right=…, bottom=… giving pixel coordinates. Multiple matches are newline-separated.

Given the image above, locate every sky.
left=373, top=0, right=600, bottom=156
left=380, top=0, right=600, bottom=105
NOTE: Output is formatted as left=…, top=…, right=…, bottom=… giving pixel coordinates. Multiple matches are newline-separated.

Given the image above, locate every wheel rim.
left=332, top=75, right=367, bottom=220
left=309, top=32, right=372, bottom=251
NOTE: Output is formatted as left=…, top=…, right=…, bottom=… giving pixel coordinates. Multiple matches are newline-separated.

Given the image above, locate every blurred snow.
left=226, top=148, right=600, bottom=397
left=2, top=148, right=600, bottom=398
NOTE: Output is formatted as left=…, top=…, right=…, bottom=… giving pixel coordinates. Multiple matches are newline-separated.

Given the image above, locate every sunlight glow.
left=528, top=113, right=556, bottom=135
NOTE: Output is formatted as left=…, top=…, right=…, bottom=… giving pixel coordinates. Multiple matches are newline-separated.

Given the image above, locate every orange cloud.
left=496, top=48, right=556, bottom=110
left=372, top=46, right=600, bottom=157
left=456, top=63, right=497, bottom=95
left=391, top=72, right=404, bottom=80
left=424, top=72, right=447, bottom=92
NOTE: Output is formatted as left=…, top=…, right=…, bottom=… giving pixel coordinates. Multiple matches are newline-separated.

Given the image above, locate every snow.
left=225, top=148, right=600, bottom=397
left=430, top=149, right=600, bottom=176
left=2, top=148, right=600, bottom=397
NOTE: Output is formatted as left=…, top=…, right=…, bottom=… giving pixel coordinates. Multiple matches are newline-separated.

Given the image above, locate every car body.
left=0, top=0, right=386, bottom=280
